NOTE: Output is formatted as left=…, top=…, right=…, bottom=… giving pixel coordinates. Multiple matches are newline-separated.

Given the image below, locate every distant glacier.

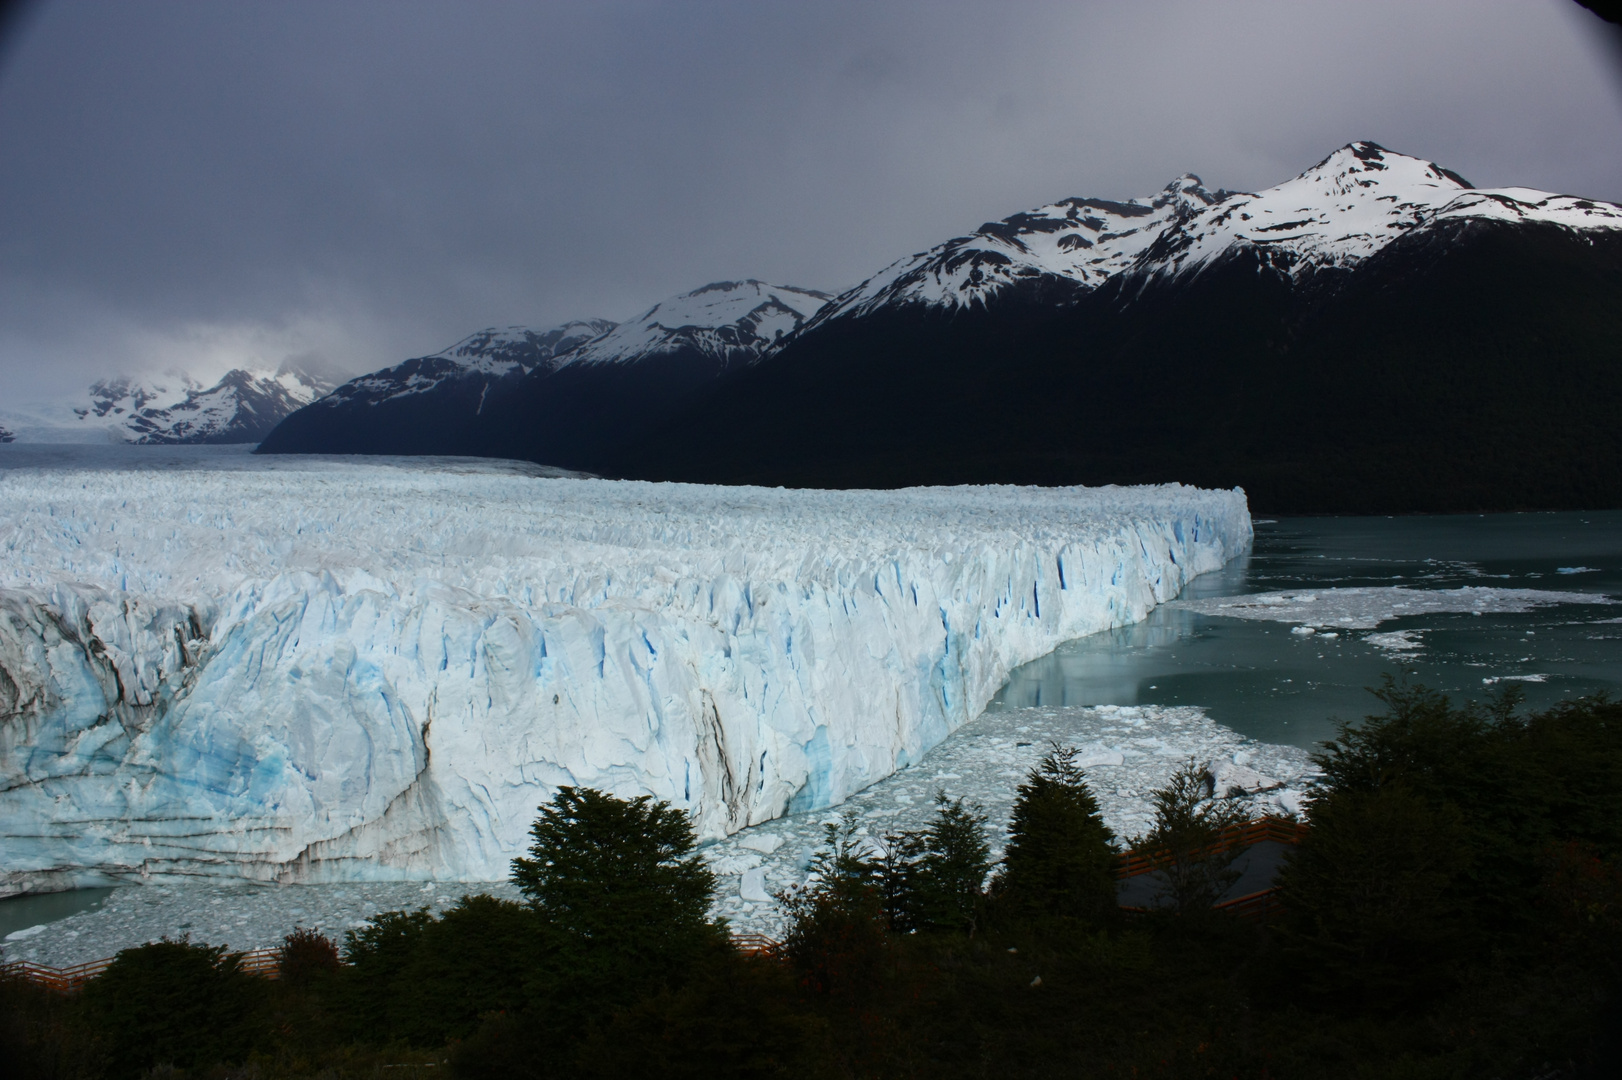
left=0, top=446, right=1250, bottom=895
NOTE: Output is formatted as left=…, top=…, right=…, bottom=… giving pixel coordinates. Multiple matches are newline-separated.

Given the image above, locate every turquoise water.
left=989, top=512, right=1622, bottom=751
left=0, top=888, right=116, bottom=941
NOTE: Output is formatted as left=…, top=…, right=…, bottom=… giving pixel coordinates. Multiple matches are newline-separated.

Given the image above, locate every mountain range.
left=257, top=281, right=829, bottom=466
left=263, top=142, right=1622, bottom=511
left=0, top=362, right=337, bottom=445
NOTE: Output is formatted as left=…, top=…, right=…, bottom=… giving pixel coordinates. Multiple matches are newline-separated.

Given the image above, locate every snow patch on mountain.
left=314, top=321, right=616, bottom=408
left=808, top=177, right=1226, bottom=322
left=0, top=446, right=1248, bottom=892
left=558, top=280, right=831, bottom=369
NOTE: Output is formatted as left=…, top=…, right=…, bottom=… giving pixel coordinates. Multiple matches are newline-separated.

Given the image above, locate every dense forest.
left=4, top=684, right=1619, bottom=1078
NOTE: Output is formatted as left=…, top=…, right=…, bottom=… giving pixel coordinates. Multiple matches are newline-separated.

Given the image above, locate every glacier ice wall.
left=0, top=448, right=1250, bottom=894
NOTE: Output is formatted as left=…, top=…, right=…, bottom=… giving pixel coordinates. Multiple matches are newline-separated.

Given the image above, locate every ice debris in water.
left=1171, top=586, right=1610, bottom=631
left=702, top=703, right=1316, bottom=938
left=3, top=703, right=1313, bottom=964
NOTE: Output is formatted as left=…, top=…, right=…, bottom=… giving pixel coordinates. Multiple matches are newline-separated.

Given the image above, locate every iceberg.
left=0, top=446, right=1250, bottom=894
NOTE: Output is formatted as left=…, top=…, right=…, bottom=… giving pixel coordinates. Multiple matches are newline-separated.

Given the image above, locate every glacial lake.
left=989, top=511, right=1622, bottom=751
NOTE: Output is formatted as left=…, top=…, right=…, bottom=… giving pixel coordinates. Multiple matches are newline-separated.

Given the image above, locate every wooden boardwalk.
left=2, top=946, right=283, bottom=994
left=1114, top=815, right=1307, bottom=919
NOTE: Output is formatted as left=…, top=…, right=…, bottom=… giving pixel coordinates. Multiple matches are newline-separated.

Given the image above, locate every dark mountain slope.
left=257, top=322, right=615, bottom=457
left=258, top=283, right=829, bottom=469
left=612, top=221, right=1622, bottom=514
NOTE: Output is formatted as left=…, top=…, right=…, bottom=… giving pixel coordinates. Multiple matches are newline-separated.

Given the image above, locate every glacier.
left=0, top=446, right=1250, bottom=896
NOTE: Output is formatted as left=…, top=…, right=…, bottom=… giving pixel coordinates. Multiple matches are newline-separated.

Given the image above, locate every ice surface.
left=1167, top=585, right=1611, bottom=630
left=0, top=446, right=1248, bottom=895
left=1365, top=629, right=1425, bottom=654
left=0, top=878, right=528, bottom=967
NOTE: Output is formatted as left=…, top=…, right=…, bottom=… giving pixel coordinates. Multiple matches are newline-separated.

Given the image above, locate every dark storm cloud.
left=1, top=0, right=1618, bottom=398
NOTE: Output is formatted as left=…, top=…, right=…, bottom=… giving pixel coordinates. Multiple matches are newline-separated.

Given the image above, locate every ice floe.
left=1168, top=586, right=1610, bottom=631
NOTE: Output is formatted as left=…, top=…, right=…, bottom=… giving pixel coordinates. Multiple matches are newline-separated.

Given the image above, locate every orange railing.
left=1114, top=815, right=1308, bottom=921
left=1113, top=816, right=1307, bottom=880
left=1, top=946, right=283, bottom=995
left=3, top=933, right=787, bottom=994
left=1211, top=888, right=1286, bottom=921
left=730, top=932, right=784, bottom=958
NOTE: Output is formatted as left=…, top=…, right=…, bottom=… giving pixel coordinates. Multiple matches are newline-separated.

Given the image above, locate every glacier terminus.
left=0, top=446, right=1250, bottom=897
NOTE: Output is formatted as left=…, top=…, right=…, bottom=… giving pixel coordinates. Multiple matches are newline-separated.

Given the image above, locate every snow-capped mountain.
left=802, top=142, right=1622, bottom=327
left=615, top=143, right=1622, bottom=513
left=559, top=280, right=830, bottom=368
left=808, top=175, right=1229, bottom=322
left=1133, top=142, right=1622, bottom=283
left=257, top=281, right=831, bottom=465
left=0, top=363, right=338, bottom=445
left=319, top=321, right=616, bottom=410
left=260, top=141, right=1622, bottom=511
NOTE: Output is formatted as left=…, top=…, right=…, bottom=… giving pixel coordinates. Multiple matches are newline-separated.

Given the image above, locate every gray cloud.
left=2, top=0, right=1618, bottom=399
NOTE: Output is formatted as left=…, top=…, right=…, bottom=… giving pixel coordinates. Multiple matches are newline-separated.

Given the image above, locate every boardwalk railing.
left=1112, top=816, right=1308, bottom=880
left=1114, top=815, right=1308, bottom=921
left=2, top=946, right=283, bottom=995
left=3, top=933, right=784, bottom=994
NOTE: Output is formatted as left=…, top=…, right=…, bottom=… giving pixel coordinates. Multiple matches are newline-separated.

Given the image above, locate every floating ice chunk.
left=710, top=853, right=763, bottom=876
left=739, top=868, right=771, bottom=902
left=1075, top=749, right=1125, bottom=768
left=1367, top=630, right=1424, bottom=653
left=738, top=832, right=784, bottom=855
left=1291, top=625, right=1316, bottom=636
left=1557, top=567, right=1598, bottom=575
left=5, top=924, right=47, bottom=941
left=1483, top=674, right=1549, bottom=685
left=1210, top=762, right=1280, bottom=797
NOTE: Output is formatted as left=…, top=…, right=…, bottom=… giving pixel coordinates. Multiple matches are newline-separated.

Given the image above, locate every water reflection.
left=0, top=887, right=116, bottom=940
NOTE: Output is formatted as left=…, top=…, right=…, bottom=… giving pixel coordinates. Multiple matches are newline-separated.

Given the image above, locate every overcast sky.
left=1, top=0, right=1618, bottom=400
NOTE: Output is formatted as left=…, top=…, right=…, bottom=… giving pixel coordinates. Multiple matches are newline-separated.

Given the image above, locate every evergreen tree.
left=873, top=825, right=925, bottom=933
left=776, top=811, right=888, bottom=996
left=993, top=743, right=1117, bottom=923
left=914, top=792, right=992, bottom=933
left=510, top=786, right=719, bottom=991
left=1274, top=784, right=1470, bottom=1006
left=1138, top=757, right=1251, bottom=913
left=80, top=938, right=263, bottom=1078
